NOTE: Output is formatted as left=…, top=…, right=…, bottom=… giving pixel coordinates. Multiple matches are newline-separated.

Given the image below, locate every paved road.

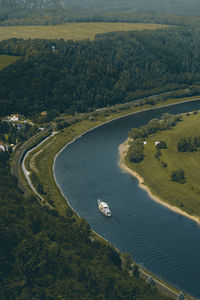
left=139, top=269, right=180, bottom=299
left=21, top=131, right=57, bottom=202
left=11, top=131, right=47, bottom=195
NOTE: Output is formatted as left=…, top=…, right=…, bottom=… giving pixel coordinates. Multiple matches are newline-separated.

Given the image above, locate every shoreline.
left=22, top=98, right=200, bottom=299
left=118, top=139, right=200, bottom=226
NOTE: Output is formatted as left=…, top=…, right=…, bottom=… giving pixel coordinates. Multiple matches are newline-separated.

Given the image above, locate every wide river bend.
left=54, top=100, right=200, bottom=298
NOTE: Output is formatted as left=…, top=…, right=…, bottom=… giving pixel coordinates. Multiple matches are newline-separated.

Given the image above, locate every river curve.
left=54, top=100, right=200, bottom=298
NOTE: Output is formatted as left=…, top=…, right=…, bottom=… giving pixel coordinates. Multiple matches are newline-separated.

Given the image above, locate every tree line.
left=1, top=27, right=200, bottom=117
left=177, top=135, right=200, bottom=152
left=2, top=0, right=200, bottom=26
left=1, top=10, right=200, bottom=26
left=128, top=113, right=181, bottom=140
left=127, top=113, right=181, bottom=163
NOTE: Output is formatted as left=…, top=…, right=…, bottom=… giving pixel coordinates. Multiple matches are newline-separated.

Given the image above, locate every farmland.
left=0, top=22, right=169, bottom=41
left=0, top=55, right=20, bottom=70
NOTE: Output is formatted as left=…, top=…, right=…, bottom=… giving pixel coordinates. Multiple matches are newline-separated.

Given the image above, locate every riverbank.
left=21, top=97, right=200, bottom=299
left=119, top=139, right=200, bottom=226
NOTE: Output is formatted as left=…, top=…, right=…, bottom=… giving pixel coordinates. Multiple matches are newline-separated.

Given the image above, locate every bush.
left=177, top=136, right=200, bottom=152
left=128, top=141, right=144, bottom=163
left=30, top=171, right=45, bottom=194
left=171, top=168, right=186, bottom=184
left=155, top=149, right=161, bottom=160
left=156, top=141, right=167, bottom=149
left=161, top=161, right=168, bottom=167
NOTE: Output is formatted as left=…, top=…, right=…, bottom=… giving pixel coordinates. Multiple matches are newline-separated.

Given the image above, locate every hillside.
left=0, top=115, right=172, bottom=300
left=2, top=0, right=200, bottom=26
left=1, top=28, right=200, bottom=117
left=1, top=0, right=200, bottom=15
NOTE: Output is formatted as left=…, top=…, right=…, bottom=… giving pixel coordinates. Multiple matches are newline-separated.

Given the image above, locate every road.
left=11, top=131, right=48, bottom=195
left=21, top=131, right=57, bottom=202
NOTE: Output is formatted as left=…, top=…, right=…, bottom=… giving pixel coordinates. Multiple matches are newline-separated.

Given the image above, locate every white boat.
left=97, top=199, right=111, bottom=216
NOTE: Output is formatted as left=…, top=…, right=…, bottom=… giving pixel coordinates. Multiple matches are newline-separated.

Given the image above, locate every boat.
left=97, top=199, right=111, bottom=216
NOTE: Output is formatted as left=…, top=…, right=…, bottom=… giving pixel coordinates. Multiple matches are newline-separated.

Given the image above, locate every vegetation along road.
left=11, top=130, right=50, bottom=195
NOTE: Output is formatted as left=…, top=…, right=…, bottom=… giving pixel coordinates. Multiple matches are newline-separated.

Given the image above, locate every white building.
left=0, top=145, right=5, bottom=151
left=9, top=114, right=19, bottom=122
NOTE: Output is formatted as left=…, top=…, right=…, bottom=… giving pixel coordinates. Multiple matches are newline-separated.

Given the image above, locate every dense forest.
left=1, top=27, right=200, bottom=117
left=0, top=147, right=172, bottom=299
left=1, top=0, right=199, bottom=12
left=2, top=0, right=200, bottom=26
left=1, top=9, right=200, bottom=26
left=1, top=0, right=200, bottom=15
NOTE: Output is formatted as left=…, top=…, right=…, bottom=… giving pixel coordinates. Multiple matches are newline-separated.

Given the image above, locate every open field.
left=0, top=55, right=20, bottom=70
left=0, top=22, right=169, bottom=41
left=125, top=112, right=200, bottom=218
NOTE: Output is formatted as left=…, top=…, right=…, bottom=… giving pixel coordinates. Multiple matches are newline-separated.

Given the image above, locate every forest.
left=1, top=8, right=200, bottom=26
left=2, top=0, right=200, bottom=13
left=1, top=27, right=200, bottom=117
left=2, top=0, right=200, bottom=27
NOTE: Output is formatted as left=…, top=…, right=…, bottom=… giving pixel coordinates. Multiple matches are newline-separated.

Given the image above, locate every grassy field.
left=0, top=22, right=169, bottom=41
left=0, top=55, right=20, bottom=70
left=125, top=112, right=200, bottom=217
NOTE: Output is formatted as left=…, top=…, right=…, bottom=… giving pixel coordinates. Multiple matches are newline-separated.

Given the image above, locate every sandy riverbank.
left=118, top=139, right=200, bottom=226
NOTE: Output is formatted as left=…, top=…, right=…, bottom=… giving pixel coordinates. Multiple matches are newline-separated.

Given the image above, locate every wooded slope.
left=1, top=28, right=200, bottom=117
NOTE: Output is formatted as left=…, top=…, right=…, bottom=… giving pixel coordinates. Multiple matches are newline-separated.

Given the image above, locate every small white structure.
left=143, top=141, right=147, bottom=145
left=5, top=144, right=9, bottom=151
left=155, top=141, right=160, bottom=146
left=16, top=123, right=23, bottom=130
left=0, top=145, right=5, bottom=151
left=9, top=114, right=19, bottom=122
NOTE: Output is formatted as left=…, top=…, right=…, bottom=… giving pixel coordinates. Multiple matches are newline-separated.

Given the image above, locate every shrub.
left=171, top=168, right=186, bottom=184
left=155, top=149, right=161, bottom=160
left=128, top=141, right=144, bottom=163
left=161, top=161, right=168, bottom=167
left=156, top=140, right=167, bottom=149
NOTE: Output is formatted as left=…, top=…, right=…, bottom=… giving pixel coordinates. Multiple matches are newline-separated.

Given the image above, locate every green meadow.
left=0, top=55, right=20, bottom=70
left=0, top=22, right=169, bottom=41
left=125, top=112, right=200, bottom=217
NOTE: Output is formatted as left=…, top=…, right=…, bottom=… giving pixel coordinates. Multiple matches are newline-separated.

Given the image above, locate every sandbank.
left=118, top=139, right=200, bottom=226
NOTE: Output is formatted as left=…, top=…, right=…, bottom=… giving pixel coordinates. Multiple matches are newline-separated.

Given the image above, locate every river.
left=54, top=100, right=200, bottom=298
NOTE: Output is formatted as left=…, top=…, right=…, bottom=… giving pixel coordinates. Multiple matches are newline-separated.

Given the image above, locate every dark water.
left=54, top=101, right=200, bottom=298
